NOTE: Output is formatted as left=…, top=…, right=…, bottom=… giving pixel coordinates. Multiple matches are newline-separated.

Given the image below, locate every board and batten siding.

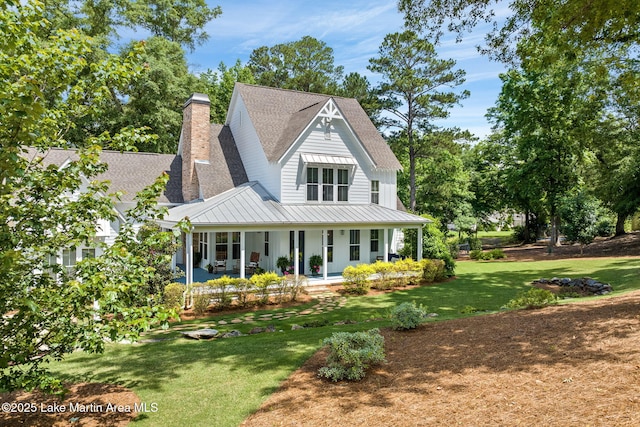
left=229, top=95, right=282, bottom=199
left=280, top=118, right=380, bottom=205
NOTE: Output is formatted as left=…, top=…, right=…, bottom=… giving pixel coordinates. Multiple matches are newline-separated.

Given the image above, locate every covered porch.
left=160, top=182, right=427, bottom=286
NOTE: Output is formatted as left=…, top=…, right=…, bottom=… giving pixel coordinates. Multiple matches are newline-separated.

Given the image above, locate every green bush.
left=393, top=259, right=421, bottom=286
left=342, top=264, right=374, bottom=295
left=390, top=302, right=427, bottom=330
left=190, top=283, right=210, bottom=316
left=421, top=259, right=445, bottom=282
left=208, top=275, right=235, bottom=309
left=318, top=329, right=386, bottom=382
left=371, top=261, right=395, bottom=290
left=504, top=288, right=558, bottom=310
left=470, top=249, right=506, bottom=260
left=400, top=216, right=456, bottom=277
left=163, top=282, right=185, bottom=312
left=250, top=271, right=281, bottom=305
left=468, top=237, right=482, bottom=251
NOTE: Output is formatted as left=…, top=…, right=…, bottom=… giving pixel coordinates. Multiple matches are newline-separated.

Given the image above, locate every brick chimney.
left=181, top=93, right=210, bottom=202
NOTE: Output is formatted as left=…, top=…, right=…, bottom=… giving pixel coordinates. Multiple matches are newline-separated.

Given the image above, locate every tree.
left=0, top=1, right=183, bottom=393
left=399, top=0, right=640, bottom=64
left=199, top=60, right=257, bottom=124
left=558, top=190, right=600, bottom=254
left=487, top=49, right=606, bottom=249
left=368, top=30, right=469, bottom=211
left=393, top=130, right=474, bottom=230
left=248, top=36, right=344, bottom=93
left=336, top=72, right=383, bottom=126
left=42, top=0, right=221, bottom=50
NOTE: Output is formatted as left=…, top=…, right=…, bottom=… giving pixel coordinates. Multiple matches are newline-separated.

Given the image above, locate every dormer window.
left=306, top=166, right=350, bottom=202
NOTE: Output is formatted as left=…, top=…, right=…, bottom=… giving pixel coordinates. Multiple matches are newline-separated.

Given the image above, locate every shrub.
left=390, top=302, right=427, bottom=330
left=468, top=237, right=482, bottom=251
left=318, top=329, right=386, bottom=382
left=250, top=271, right=281, bottom=305
left=471, top=249, right=506, bottom=260
left=342, top=264, right=374, bottom=295
left=190, top=283, right=210, bottom=315
left=284, top=274, right=307, bottom=301
left=504, top=288, right=558, bottom=310
left=488, top=248, right=506, bottom=259
left=371, top=261, right=395, bottom=290
left=208, top=276, right=235, bottom=309
left=400, top=216, right=456, bottom=277
left=234, top=278, right=253, bottom=307
left=163, top=282, right=185, bottom=312
left=393, top=259, right=421, bottom=286
left=421, top=259, right=446, bottom=282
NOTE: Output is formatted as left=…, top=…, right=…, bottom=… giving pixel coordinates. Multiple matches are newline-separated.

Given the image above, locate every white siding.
left=229, top=95, right=282, bottom=199
left=280, top=118, right=377, bottom=204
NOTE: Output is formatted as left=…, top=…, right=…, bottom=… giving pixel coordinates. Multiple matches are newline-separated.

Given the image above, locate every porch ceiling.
left=160, top=181, right=428, bottom=229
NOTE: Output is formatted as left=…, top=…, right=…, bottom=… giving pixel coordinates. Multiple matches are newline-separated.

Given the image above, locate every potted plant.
left=205, top=263, right=214, bottom=274
left=309, top=254, right=322, bottom=276
left=276, top=256, right=290, bottom=274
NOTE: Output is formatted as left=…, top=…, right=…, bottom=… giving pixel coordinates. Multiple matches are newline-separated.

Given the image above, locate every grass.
left=47, top=257, right=640, bottom=426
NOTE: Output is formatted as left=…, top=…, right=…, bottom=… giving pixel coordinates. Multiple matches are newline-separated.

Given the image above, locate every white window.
left=371, top=180, right=380, bottom=204
left=82, top=248, right=96, bottom=259
left=307, top=166, right=349, bottom=203
left=62, top=248, right=76, bottom=274
left=307, top=167, right=319, bottom=201
left=198, top=233, right=208, bottom=259
left=349, top=230, right=360, bottom=261
left=370, top=229, right=380, bottom=252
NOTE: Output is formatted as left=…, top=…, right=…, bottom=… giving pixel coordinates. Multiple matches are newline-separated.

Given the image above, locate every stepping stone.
left=181, top=328, right=219, bottom=340
left=231, top=318, right=243, bottom=324
left=299, top=310, right=313, bottom=315
left=218, top=320, right=227, bottom=325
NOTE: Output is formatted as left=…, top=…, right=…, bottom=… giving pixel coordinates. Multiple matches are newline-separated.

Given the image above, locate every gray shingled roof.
left=24, top=147, right=183, bottom=204
left=162, top=181, right=427, bottom=228
left=195, top=124, right=248, bottom=199
left=234, top=83, right=402, bottom=170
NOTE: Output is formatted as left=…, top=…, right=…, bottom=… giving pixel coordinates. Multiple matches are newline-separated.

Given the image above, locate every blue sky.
left=181, top=1, right=509, bottom=139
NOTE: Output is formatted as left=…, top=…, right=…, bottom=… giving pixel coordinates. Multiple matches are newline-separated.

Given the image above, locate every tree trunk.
left=409, top=145, right=416, bottom=211
left=615, top=213, right=627, bottom=236
left=524, top=211, right=531, bottom=244
left=548, top=214, right=561, bottom=253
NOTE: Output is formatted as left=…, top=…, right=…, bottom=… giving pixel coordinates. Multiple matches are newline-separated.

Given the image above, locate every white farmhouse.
left=160, top=84, right=426, bottom=283
left=32, top=84, right=426, bottom=282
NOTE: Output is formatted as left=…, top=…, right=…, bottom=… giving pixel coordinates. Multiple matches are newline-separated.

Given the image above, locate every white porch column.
left=322, top=229, right=328, bottom=280
left=383, top=228, right=389, bottom=262
left=240, top=231, right=246, bottom=279
left=185, top=231, right=193, bottom=285
left=294, top=230, right=299, bottom=278
left=417, top=226, right=423, bottom=261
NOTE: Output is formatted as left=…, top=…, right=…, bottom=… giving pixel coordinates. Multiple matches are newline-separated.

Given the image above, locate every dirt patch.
left=491, top=232, right=640, bottom=261
left=0, top=383, right=140, bottom=427
left=242, top=291, right=640, bottom=426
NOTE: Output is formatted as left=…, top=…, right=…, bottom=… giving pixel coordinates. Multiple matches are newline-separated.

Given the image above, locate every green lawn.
left=49, top=257, right=640, bottom=427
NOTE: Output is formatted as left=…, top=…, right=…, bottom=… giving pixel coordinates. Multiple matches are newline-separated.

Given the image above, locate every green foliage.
left=342, top=264, right=375, bottom=295
left=234, top=278, right=253, bottom=308
left=248, top=35, right=344, bottom=93
left=390, top=302, right=427, bottom=330
left=208, top=276, right=235, bottom=309
left=470, top=249, right=506, bottom=261
left=309, top=254, right=323, bottom=275
left=0, top=2, right=182, bottom=393
left=135, top=222, right=182, bottom=299
left=371, top=261, right=396, bottom=290
left=190, top=283, right=211, bottom=316
left=421, top=259, right=446, bottom=282
left=368, top=30, right=469, bottom=211
left=163, top=283, right=186, bottom=312
left=504, top=288, right=558, bottom=310
left=558, top=190, right=601, bottom=250
left=250, top=272, right=281, bottom=305
left=402, top=216, right=456, bottom=276
left=318, top=329, right=386, bottom=382
left=199, top=59, right=256, bottom=124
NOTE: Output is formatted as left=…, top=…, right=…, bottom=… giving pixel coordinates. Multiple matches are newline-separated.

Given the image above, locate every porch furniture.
left=214, top=259, right=226, bottom=273
left=245, top=252, right=260, bottom=274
